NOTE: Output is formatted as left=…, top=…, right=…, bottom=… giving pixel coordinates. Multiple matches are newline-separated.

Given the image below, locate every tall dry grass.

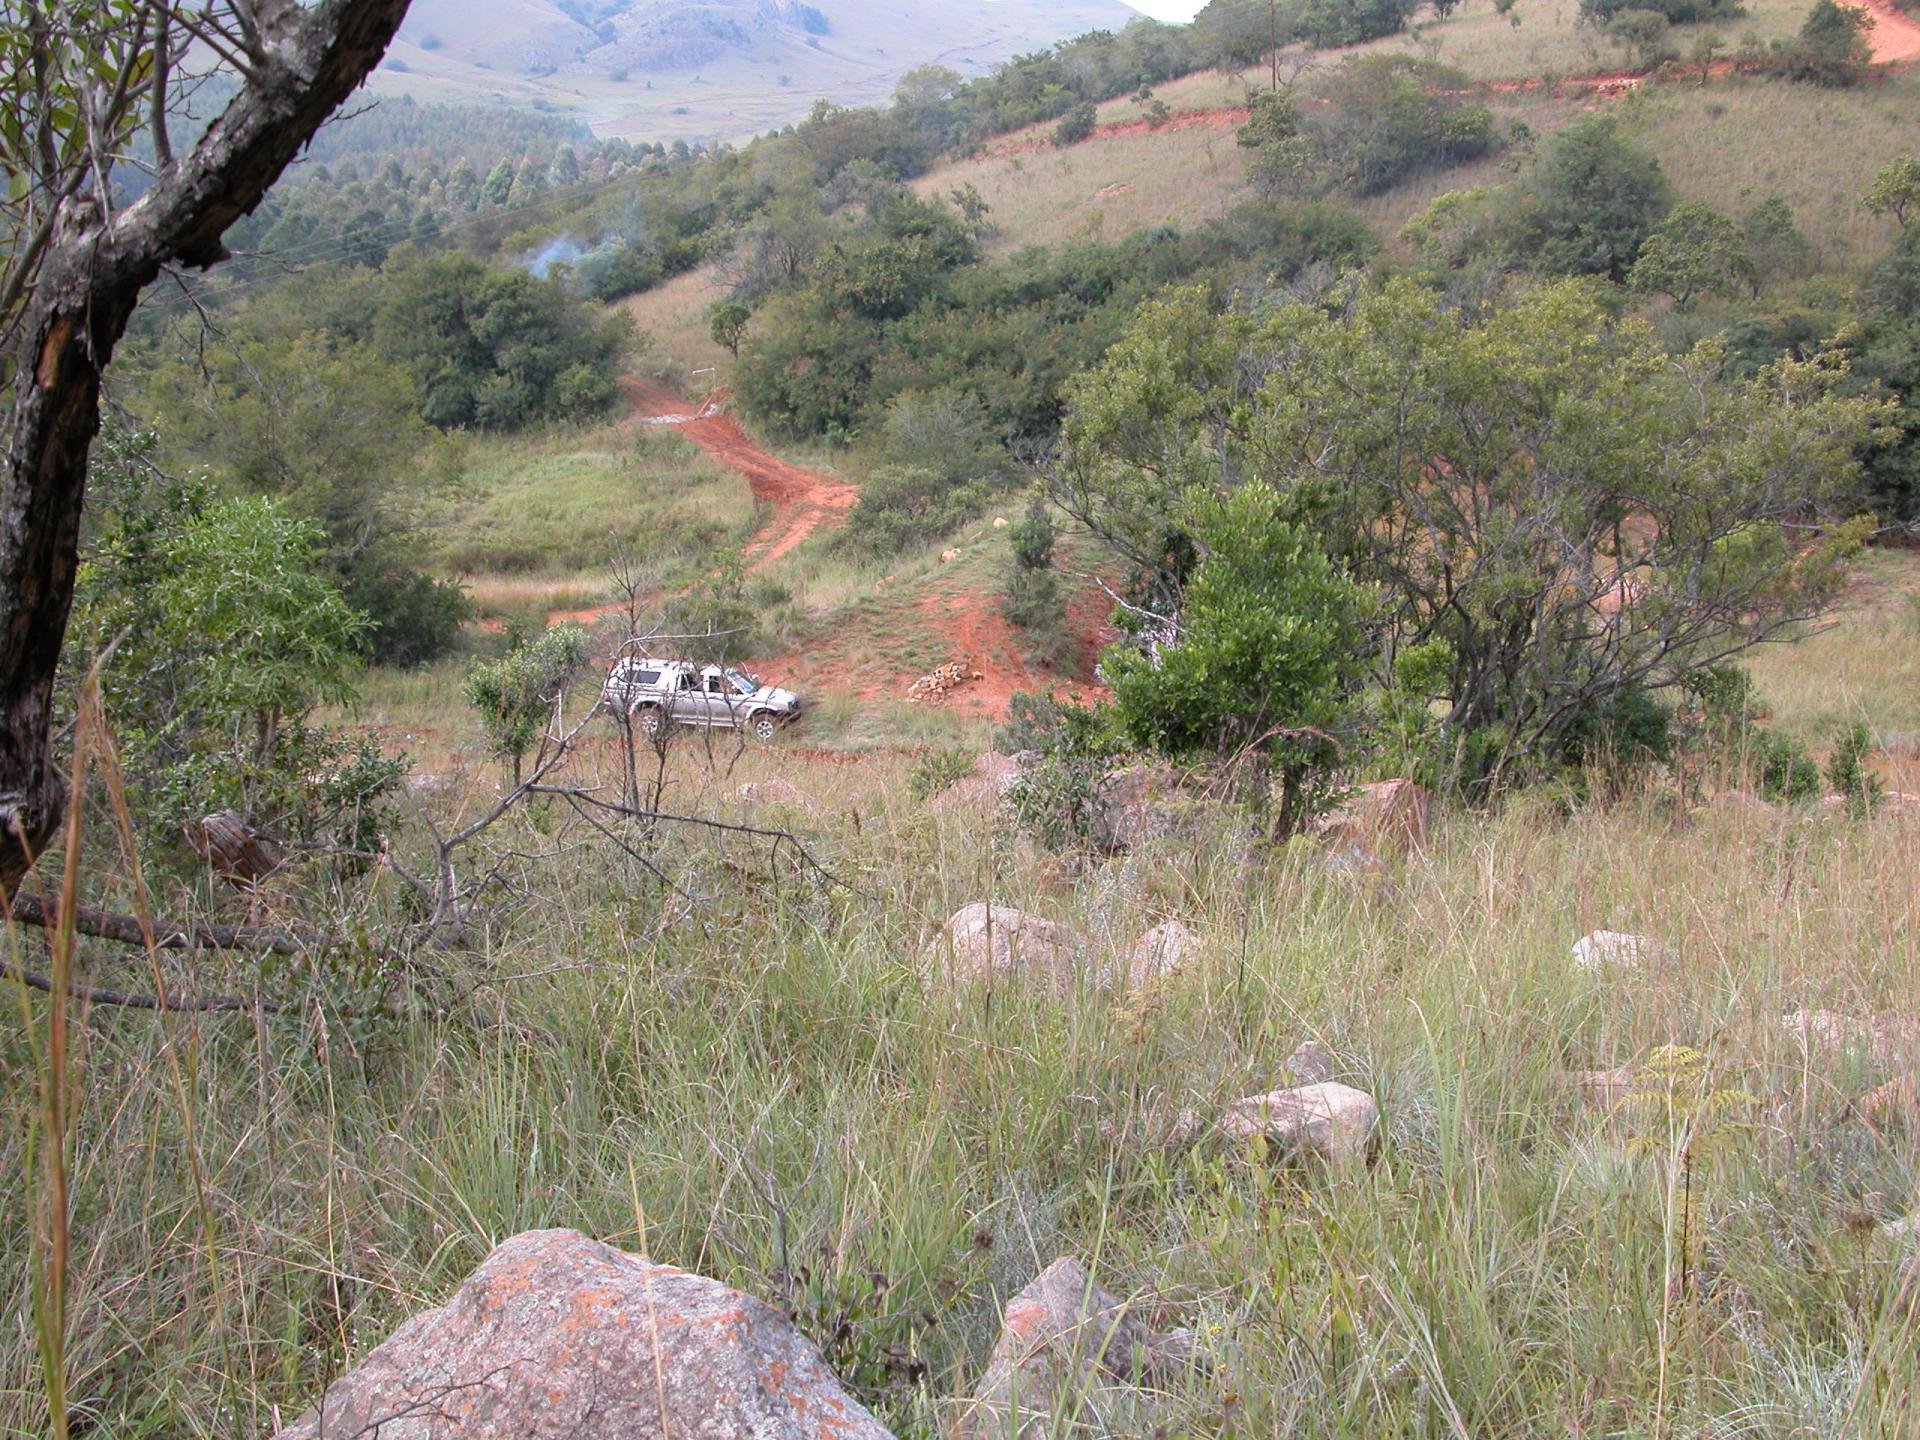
left=5, top=680, right=1919, bottom=1435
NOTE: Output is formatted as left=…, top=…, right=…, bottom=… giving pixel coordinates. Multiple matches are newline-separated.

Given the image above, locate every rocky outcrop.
left=949, top=1257, right=1194, bottom=1440
left=927, top=902, right=1080, bottom=982
left=1216, top=1080, right=1378, bottom=1164
left=274, top=1229, right=894, bottom=1439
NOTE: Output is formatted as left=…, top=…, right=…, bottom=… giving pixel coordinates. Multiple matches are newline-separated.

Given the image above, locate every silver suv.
left=602, top=657, right=802, bottom=741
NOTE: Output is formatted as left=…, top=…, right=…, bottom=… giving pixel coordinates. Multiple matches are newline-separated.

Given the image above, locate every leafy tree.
left=1502, top=114, right=1671, bottom=279
left=1053, top=102, right=1099, bottom=147
left=0, top=0, right=410, bottom=897
left=1059, top=279, right=1885, bottom=794
left=66, top=438, right=399, bottom=854
left=1608, top=9, right=1675, bottom=67
left=1629, top=201, right=1753, bottom=307
left=1740, top=196, right=1815, bottom=293
left=1296, top=0, right=1422, bottom=48
left=482, top=157, right=516, bottom=206
left=1864, top=155, right=1920, bottom=226
left=710, top=301, right=753, bottom=357
left=372, top=253, right=633, bottom=430
left=1103, top=482, right=1371, bottom=833
left=1193, top=0, right=1278, bottom=69
left=1004, top=495, right=1064, bottom=660
left=464, top=625, right=592, bottom=780
left=135, top=328, right=470, bottom=664
left=1777, top=0, right=1873, bottom=84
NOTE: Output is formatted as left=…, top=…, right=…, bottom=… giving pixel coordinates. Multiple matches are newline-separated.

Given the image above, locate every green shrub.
left=908, top=746, right=977, bottom=802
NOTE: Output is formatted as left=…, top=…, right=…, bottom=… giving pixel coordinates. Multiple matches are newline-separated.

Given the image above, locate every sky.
left=1127, top=0, right=1208, bottom=19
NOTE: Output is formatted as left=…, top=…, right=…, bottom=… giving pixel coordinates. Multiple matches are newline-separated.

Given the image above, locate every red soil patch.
left=619, top=377, right=857, bottom=572
left=979, top=105, right=1250, bottom=160
left=1862, top=0, right=1920, bottom=63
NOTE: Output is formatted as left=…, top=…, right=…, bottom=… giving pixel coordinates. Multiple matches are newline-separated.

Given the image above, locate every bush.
left=997, top=692, right=1126, bottom=851
left=836, top=466, right=993, bottom=557
left=1502, top=114, right=1671, bottom=279
left=908, top=746, right=976, bottom=801
left=1102, top=482, right=1372, bottom=834
left=1003, top=497, right=1065, bottom=663
left=464, top=624, right=592, bottom=778
left=1053, top=102, right=1098, bottom=147
left=1771, top=0, right=1873, bottom=84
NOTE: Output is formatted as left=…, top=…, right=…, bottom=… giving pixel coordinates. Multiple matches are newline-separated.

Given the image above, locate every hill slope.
left=365, top=0, right=1146, bottom=142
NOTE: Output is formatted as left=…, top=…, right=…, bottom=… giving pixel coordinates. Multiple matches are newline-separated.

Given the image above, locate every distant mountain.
left=366, top=0, right=1149, bottom=143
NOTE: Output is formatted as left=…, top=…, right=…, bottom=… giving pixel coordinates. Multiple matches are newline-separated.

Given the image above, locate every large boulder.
left=949, top=1257, right=1194, bottom=1440
left=1216, top=1081, right=1379, bottom=1164
left=274, top=1229, right=894, bottom=1440
left=927, top=902, right=1081, bottom=982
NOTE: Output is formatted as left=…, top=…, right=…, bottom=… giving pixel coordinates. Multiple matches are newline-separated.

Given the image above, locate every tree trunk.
left=0, top=0, right=413, bottom=896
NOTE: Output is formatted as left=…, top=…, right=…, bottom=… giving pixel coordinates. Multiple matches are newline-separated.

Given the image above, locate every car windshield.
left=725, top=668, right=759, bottom=695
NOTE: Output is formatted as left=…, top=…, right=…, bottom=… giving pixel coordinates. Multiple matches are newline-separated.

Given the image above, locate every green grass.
left=431, top=419, right=758, bottom=590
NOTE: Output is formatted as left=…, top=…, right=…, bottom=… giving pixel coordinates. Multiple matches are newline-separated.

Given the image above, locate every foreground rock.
left=1216, top=1080, right=1378, bottom=1163
left=928, top=902, right=1080, bottom=981
left=1570, top=930, right=1672, bottom=972
left=949, top=1257, right=1194, bottom=1440
left=275, top=1230, right=894, bottom=1440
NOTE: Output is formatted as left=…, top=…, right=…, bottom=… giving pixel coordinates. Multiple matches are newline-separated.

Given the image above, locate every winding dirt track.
left=619, top=377, right=857, bottom=572
left=1862, top=0, right=1920, bottom=63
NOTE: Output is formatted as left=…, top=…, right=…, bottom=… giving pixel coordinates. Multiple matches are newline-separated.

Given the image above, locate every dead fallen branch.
left=5, top=893, right=339, bottom=956
left=0, top=955, right=290, bottom=1014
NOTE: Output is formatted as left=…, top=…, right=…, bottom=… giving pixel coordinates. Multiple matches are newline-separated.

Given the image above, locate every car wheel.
left=751, top=712, right=779, bottom=741
left=637, top=706, right=664, bottom=737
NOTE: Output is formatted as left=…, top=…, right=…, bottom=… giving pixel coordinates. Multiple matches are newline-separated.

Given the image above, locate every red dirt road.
left=1863, top=0, right=1920, bottom=63
left=620, top=377, right=857, bottom=572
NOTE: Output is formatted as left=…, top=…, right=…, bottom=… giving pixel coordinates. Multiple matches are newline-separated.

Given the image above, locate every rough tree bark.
left=0, top=0, right=413, bottom=897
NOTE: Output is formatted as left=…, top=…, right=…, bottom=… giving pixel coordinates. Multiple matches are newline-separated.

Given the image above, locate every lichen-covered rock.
left=949, top=1257, right=1193, bottom=1440
left=1571, top=930, right=1672, bottom=972
left=927, top=902, right=1080, bottom=981
left=1216, top=1081, right=1378, bottom=1163
left=274, top=1229, right=894, bottom=1440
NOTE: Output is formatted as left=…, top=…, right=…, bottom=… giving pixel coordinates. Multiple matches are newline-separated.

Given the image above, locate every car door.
left=700, top=670, right=739, bottom=728
left=668, top=669, right=703, bottom=724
